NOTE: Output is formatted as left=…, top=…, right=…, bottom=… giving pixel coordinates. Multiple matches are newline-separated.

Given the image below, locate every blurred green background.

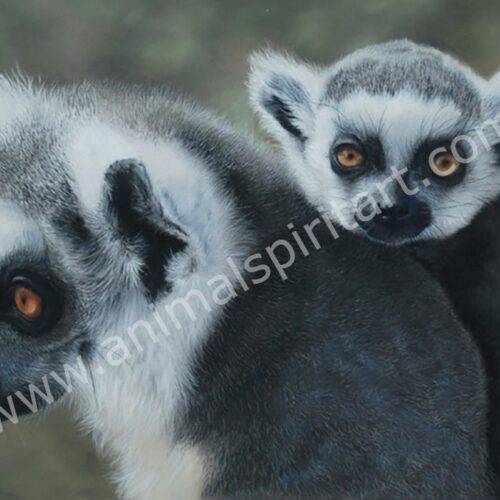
left=0, top=0, right=499, bottom=498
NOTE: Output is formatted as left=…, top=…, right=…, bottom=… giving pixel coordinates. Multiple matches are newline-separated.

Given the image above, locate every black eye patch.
left=330, top=132, right=385, bottom=178
left=412, top=138, right=468, bottom=185
left=363, top=136, right=386, bottom=169
left=0, top=256, right=65, bottom=335
left=494, top=143, right=500, bottom=167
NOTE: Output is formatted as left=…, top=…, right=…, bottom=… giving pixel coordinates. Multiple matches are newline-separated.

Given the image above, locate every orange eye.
left=14, top=286, right=44, bottom=320
left=431, top=152, right=462, bottom=177
left=336, top=145, right=365, bottom=168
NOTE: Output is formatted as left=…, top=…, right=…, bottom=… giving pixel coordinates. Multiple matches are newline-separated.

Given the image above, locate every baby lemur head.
left=250, top=40, right=500, bottom=245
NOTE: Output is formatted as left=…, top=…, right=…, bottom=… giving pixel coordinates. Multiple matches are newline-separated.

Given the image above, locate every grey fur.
left=324, top=40, right=482, bottom=119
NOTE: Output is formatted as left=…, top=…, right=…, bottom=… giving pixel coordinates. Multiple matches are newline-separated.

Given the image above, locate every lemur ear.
left=102, top=159, right=188, bottom=299
left=248, top=50, right=322, bottom=145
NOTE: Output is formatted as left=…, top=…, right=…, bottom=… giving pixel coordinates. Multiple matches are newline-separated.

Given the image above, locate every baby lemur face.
left=250, top=40, right=500, bottom=245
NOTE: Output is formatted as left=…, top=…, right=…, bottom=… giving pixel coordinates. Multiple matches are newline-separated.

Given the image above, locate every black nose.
left=355, top=194, right=431, bottom=243
left=377, top=200, right=413, bottom=224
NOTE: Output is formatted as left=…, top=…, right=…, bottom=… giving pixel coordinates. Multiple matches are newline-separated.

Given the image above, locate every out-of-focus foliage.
left=0, top=1, right=499, bottom=498
left=0, top=410, right=112, bottom=499
left=0, top=0, right=499, bottom=130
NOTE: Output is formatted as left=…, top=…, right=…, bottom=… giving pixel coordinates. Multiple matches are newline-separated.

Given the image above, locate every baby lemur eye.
left=335, top=144, right=365, bottom=169
left=430, top=152, right=462, bottom=178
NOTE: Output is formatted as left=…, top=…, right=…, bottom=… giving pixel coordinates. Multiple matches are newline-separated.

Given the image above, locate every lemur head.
left=250, top=40, right=500, bottom=245
left=0, top=81, right=216, bottom=420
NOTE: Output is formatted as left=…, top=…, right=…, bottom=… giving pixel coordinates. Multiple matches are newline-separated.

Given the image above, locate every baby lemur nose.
left=356, top=195, right=415, bottom=224
left=378, top=200, right=412, bottom=223
left=355, top=192, right=431, bottom=242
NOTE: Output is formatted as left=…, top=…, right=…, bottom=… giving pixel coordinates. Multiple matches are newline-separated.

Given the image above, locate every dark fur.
left=186, top=232, right=492, bottom=498
left=261, top=76, right=310, bottom=141
left=160, top=112, right=492, bottom=497
left=103, top=159, right=188, bottom=299
left=410, top=194, right=500, bottom=494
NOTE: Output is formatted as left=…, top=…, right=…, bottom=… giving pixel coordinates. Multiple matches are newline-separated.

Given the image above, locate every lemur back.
left=0, top=76, right=493, bottom=498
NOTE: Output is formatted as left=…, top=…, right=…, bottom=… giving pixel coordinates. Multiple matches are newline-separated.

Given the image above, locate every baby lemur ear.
left=248, top=49, right=322, bottom=145
left=102, top=159, right=188, bottom=299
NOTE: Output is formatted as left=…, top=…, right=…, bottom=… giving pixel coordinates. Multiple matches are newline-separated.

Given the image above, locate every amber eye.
left=336, top=145, right=365, bottom=168
left=13, top=286, right=44, bottom=321
left=430, top=152, right=462, bottom=177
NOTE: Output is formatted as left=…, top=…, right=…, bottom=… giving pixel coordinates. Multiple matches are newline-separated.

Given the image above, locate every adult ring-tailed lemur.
left=0, top=79, right=493, bottom=498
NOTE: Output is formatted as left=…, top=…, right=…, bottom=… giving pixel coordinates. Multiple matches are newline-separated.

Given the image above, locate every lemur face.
left=0, top=201, right=79, bottom=418
left=0, top=89, right=190, bottom=419
left=250, top=40, right=500, bottom=245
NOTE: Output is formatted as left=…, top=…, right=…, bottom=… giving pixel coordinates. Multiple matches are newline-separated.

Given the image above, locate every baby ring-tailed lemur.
left=0, top=77, right=493, bottom=498
left=249, top=38, right=500, bottom=487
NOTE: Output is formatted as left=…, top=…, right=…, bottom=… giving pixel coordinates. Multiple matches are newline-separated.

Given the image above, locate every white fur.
left=0, top=76, right=33, bottom=133
left=331, top=92, right=463, bottom=162
left=63, top=113, right=252, bottom=499
left=484, top=71, right=500, bottom=129
left=248, top=50, right=326, bottom=153
left=0, top=201, right=43, bottom=257
left=490, top=70, right=500, bottom=88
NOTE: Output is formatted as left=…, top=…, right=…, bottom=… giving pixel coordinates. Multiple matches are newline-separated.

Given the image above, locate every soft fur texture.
left=249, top=39, right=500, bottom=494
left=410, top=194, right=500, bottom=493
left=0, top=77, right=493, bottom=499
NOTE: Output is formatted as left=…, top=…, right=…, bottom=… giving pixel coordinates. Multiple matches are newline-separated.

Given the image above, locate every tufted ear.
left=101, top=159, right=188, bottom=299
left=248, top=50, right=322, bottom=146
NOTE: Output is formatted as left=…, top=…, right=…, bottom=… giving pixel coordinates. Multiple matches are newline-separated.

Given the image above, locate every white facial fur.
left=0, top=201, right=43, bottom=259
